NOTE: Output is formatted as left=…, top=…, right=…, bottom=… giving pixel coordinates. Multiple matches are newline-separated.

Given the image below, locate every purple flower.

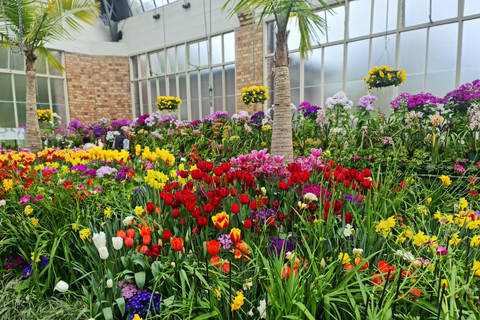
left=217, top=234, right=233, bottom=250
left=250, top=207, right=276, bottom=224
left=96, top=166, right=117, bottom=178
left=203, top=110, right=229, bottom=122
left=33, top=195, right=44, bottom=202
left=19, top=194, right=31, bottom=205
left=268, top=237, right=300, bottom=257
left=298, top=101, right=312, bottom=111
left=436, top=245, right=448, bottom=256
left=71, top=165, right=88, bottom=172
left=136, top=114, right=150, bottom=124
left=443, top=79, right=480, bottom=106
left=22, top=265, right=32, bottom=278
left=77, top=185, right=86, bottom=190
left=357, top=95, right=378, bottom=111
left=93, top=187, right=103, bottom=193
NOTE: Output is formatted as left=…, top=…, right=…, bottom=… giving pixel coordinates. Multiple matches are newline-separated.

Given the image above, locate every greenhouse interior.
left=1, top=0, right=480, bottom=319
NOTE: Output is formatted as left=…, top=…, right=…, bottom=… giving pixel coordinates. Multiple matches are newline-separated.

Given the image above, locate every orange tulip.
left=281, top=266, right=298, bottom=280
left=233, top=242, right=251, bottom=260
left=210, top=255, right=221, bottom=268
left=229, top=228, right=241, bottom=244
left=212, top=212, right=230, bottom=230
left=125, top=237, right=134, bottom=247
left=140, top=226, right=152, bottom=237
left=206, top=240, right=220, bottom=255
left=136, top=245, right=148, bottom=254
left=171, top=238, right=184, bottom=252
left=355, top=257, right=369, bottom=270
left=143, top=235, right=151, bottom=245
left=222, top=262, right=230, bottom=275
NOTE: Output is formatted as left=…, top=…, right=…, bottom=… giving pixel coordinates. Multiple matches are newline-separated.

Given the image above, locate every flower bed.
left=0, top=143, right=479, bottom=319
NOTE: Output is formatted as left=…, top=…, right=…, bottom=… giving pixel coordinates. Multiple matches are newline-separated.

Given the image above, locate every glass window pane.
left=14, top=74, right=26, bottom=102
left=179, top=74, right=187, bottom=120
left=177, top=45, right=186, bottom=72
left=373, top=86, right=394, bottom=115
left=199, top=41, right=208, bottom=66
left=132, top=82, right=140, bottom=119
left=399, top=29, right=427, bottom=93
left=50, top=78, right=65, bottom=105
left=131, top=56, right=139, bottom=79
left=465, top=0, right=480, bottom=16
left=213, top=66, right=223, bottom=111
left=10, top=49, right=24, bottom=71
left=150, top=79, right=157, bottom=111
left=129, top=0, right=143, bottom=15
left=324, top=45, right=344, bottom=100
left=426, top=23, right=458, bottom=96
left=372, top=0, right=398, bottom=33
left=431, top=0, right=458, bottom=21
left=140, top=80, right=148, bottom=114
left=190, top=71, right=199, bottom=120
left=225, top=64, right=236, bottom=115
left=167, top=48, right=175, bottom=73
left=0, top=102, right=15, bottom=127
left=0, top=46, right=8, bottom=69
left=36, top=54, right=47, bottom=74
left=224, top=32, right=235, bottom=62
left=315, top=11, right=327, bottom=44
left=346, top=81, right=367, bottom=106
left=349, top=0, right=372, bottom=38
left=17, top=102, right=26, bottom=127
left=0, top=73, right=13, bottom=101
left=159, top=77, right=166, bottom=96
left=305, top=48, right=322, bottom=87
left=266, top=22, right=276, bottom=55
left=149, top=52, right=160, bottom=76
left=201, top=69, right=210, bottom=117
left=288, top=17, right=301, bottom=50
left=168, top=75, right=176, bottom=97
left=347, top=39, right=369, bottom=81
left=36, top=77, right=49, bottom=104
left=49, top=51, right=63, bottom=76
left=371, top=34, right=396, bottom=69
left=461, top=19, right=480, bottom=84
left=139, top=54, right=147, bottom=78
left=326, top=5, right=345, bottom=42
left=158, top=51, right=165, bottom=74
left=189, top=43, right=199, bottom=68
left=289, top=52, right=300, bottom=90
left=405, top=0, right=429, bottom=26
left=52, top=104, right=67, bottom=127
left=212, top=35, right=222, bottom=65
left=142, top=0, right=155, bottom=12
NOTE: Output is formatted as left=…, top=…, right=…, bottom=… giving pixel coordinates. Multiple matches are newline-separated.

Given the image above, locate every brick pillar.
left=65, top=53, right=132, bottom=124
left=235, top=12, right=264, bottom=115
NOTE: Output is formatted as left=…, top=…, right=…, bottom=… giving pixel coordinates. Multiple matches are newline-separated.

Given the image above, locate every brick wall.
left=65, top=53, right=132, bottom=124
left=235, top=12, right=264, bottom=115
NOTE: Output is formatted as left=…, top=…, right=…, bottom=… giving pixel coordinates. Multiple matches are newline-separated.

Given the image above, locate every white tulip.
left=303, top=193, right=318, bottom=202
left=112, top=237, right=123, bottom=250
left=123, top=216, right=134, bottom=226
left=92, top=232, right=106, bottom=250
left=106, top=279, right=113, bottom=288
left=98, top=246, right=109, bottom=260
left=54, top=280, right=69, bottom=292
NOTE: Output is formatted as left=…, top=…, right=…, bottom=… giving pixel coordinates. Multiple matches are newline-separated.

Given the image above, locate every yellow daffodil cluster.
left=439, top=175, right=452, bottom=186
left=412, top=231, right=435, bottom=246
left=375, top=216, right=396, bottom=237
left=79, top=228, right=91, bottom=242
left=0, top=151, right=36, bottom=167
left=397, top=228, right=413, bottom=243
left=88, top=148, right=130, bottom=163
left=261, top=124, right=272, bottom=131
left=241, top=85, right=269, bottom=106
left=157, top=96, right=182, bottom=113
left=338, top=252, right=351, bottom=264
left=141, top=146, right=175, bottom=165
left=145, top=169, right=169, bottom=189
left=364, top=66, right=406, bottom=89
left=2, top=179, right=13, bottom=192
left=472, top=259, right=480, bottom=277
left=231, top=291, right=245, bottom=311
left=37, top=109, right=53, bottom=123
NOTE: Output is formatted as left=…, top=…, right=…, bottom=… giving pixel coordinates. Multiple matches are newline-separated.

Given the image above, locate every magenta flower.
left=436, top=245, right=448, bottom=256
left=33, top=195, right=44, bottom=202
left=454, top=165, right=465, bottom=173
left=19, top=194, right=31, bottom=205
left=311, top=148, right=322, bottom=157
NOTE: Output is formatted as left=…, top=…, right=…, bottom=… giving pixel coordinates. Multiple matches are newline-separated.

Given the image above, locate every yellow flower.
left=413, top=231, right=429, bottom=246
left=134, top=206, right=144, bottom=216
left=472, top=259, right=480, bottom=277
left=379, top=71, right=385, bottom=78
left=24, top=205, right=33, bottom=216
left=31, top=252, right=41, bottom=263
left=449, top=232, right=461, bottom=246
left=439, top=175, right=451, bottom=186
left=2, top=179, right=13, bottom=191
left=459, top=198, right=468, bottom=210
left=231, top=291, right=245, bottom=311
left=79, top=228, right=91, bottom=242
left=470, top=235, right=480, bottom=247
left=338, top=252, right=351, bottom=264
left=31, top=217, right=39, bottom=228
left=427, top=198, right=432, bottom=205
left=213, top=288, right=221, bottom=301
left=261, top=124, right=272, bottom=131
left=132, top=315, right=143, bottom=320
left=72, top=223, right=79, bottom=232
left=104, top=207, right=111, bottom=218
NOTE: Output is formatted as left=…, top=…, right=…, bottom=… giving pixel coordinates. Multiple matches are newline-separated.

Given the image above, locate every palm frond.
left=35, top=45, right=65, bottom=72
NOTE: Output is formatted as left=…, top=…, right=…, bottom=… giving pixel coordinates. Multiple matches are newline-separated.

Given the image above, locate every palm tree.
left=223, top=0, right=336, bottom=162
left=0, top=0, right=99, bottom=153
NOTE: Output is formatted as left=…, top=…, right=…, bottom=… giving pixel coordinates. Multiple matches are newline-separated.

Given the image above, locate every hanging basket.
left=241, top=86, right=269, bottom=106
left=157, top=96, right=182, bottom=113
left=365, top=66, right=406, bottom=89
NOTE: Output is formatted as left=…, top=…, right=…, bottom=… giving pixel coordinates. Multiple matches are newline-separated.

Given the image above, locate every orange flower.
left=232, top=241, right=251, bottom=260
left=210, top=255, right=221, bottom=268
left=281, top=266, right=298, bottom=280
left=355, top=257, right=369, bottom=270
left=171, top=238, right=184, bottom=252
left=230, top=228, right=241, bottom=243
left=222, top=262, right=230, bottom=275
left=212, top=212, right=230, bottom=230
left=206, top=240, right=220, bottom=255
left=140, top=226, right=152, bottom=237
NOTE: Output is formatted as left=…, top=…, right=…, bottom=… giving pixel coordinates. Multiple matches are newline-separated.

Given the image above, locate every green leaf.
left=102, top=307, right=113, bottom=320
left=116, top=298, right=126, bottom=317
left=135, top=271, right=146, bottom=289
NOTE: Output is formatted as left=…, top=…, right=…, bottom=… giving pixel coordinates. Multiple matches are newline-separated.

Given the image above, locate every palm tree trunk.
left=25, top=52, right=42, bottom=153
left=271, top=33, right=294, bottom=163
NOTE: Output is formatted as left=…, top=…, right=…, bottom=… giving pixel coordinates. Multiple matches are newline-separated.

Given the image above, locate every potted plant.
left=364, top=66, right=406, bottom=89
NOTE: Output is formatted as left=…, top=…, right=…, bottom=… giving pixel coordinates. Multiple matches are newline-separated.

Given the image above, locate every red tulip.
left=192, top=227, right=200, bottom=234
left=213, top=166, right=224, bottom=176
left=125, top=237, right=134, bottom=247
left=136, top=245, right=149, bottom=254
left=231, top=203, right=240, bottom=214
left=363, top=168, right=372, bottom=177
left=266, top=217, right=276, bottom=227
left=191, top=169, right=204, bottom=180
left=238, top=194, right=249, bottom=204
left=222, top=262, right=230, bottom=275
left=146, top=202, right=155, bottom=213
left=163, top=229, right=173, bottom=242
left=127, top=229, right=135, bottom=238
left=172, top=208, right=180, bottom=219
left=244, top=219, right=252, bottom=229
left=278, top=181, right=289, bottom=190
left=143, top=235, right=151, bottom=245
left=205, top=240, right=220, bottom=255
left=117, top=230, right=127, bottom=239
left=171, top=238, right=184, bottom=252
left=281, top=266, right=298, bottom=280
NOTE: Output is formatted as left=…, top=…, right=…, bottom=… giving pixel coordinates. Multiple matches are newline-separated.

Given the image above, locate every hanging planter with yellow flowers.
left=241, top=86, right=269, bottom=106
left=364, top=66, right=406, bottom=89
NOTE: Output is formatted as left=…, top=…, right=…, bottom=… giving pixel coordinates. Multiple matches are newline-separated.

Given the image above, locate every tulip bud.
left=54, top=280, right=69, bottom=292
left=181, top=247, right=186, bottom=255
left=106, top=279, right=113, bottom=288
left=98, top=246, right=109, bottom=260
left=158, top=239, right=163, bottom=246
left=92, top=232, right=106, bottom=250
left=185, top=234, right=190, bottom=243
left=320, top=258, right=326, bottom=269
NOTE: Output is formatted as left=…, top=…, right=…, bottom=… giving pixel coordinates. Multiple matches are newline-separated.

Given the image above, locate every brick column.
left=235, top=12, right=264, bottom=115
left=65, top=53, right=132, bottom=124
